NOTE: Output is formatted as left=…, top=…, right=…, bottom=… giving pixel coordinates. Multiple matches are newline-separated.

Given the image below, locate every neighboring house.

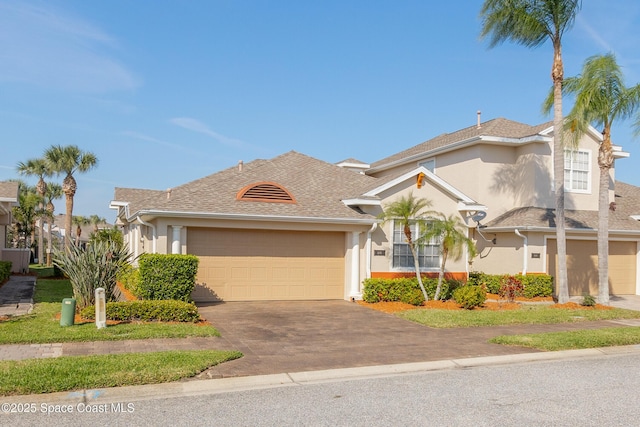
left=0, top=181, right=29, bottom=273
left=111, top=117, right=640, bottom=302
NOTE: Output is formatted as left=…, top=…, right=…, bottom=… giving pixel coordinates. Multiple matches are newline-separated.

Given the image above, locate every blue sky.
left=1, top=0, right=640, bottom=222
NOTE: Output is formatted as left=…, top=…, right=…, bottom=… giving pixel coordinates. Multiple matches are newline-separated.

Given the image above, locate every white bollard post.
left=95, top=287, right=107, bottom=329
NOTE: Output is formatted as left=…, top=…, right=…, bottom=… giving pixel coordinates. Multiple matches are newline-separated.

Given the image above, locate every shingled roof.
left=114, top=151, right=381, bottom=222
left=484, top=181, right=640, bottom=232
left=370, top=118, right=552, bottom=170
left=0, top=181, right=19, bottom=201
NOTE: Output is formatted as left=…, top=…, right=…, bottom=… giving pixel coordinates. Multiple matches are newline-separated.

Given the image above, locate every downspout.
left=515, top=229, right=527, bottom=275
left=365, top=223, right=378, bottom=279
left=137, top=217, right=157, bottom=254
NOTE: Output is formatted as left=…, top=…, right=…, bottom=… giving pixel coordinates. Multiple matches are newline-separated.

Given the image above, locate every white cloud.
left=0, top=0, right=139, bottom=93
left=121, top=131, right=198, bottom=154
left=169, top=117, right=248, bottom=148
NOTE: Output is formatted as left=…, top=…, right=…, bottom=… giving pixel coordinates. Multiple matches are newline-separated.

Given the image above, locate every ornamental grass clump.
left=53, top=241, right=133, bottom=310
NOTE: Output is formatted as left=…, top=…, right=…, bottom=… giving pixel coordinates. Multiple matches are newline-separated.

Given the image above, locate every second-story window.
left=564, top=149, right=590, bottom=192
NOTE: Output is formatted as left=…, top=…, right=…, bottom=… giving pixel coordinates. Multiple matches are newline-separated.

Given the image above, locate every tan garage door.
left=187, top=228, right=345, bottom=301
left=547, top=239, right=637, bottom=295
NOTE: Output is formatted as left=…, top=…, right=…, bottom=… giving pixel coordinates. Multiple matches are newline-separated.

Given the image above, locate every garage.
left=187, top=227, right=346, bottom=301
left=547, top=239, right=637, bottom=296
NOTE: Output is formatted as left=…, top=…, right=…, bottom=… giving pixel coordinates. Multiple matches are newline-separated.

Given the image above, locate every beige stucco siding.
left=187, top=228, right=346, bottom=301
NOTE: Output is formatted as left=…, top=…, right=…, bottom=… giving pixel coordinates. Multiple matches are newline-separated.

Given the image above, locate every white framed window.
left=418, top=158, right=435, bottom=173
left=564, top=149, right=591, bottom=193
left=392, top=220, right=440, bottom=269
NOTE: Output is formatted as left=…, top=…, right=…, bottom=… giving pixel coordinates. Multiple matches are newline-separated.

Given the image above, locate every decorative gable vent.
left=236, top=182, right=296, bottom=203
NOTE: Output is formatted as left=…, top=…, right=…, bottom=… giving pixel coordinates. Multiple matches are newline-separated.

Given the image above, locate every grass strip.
left=490, top=327, right=640, bottom=351
left=0, top=350, right=242, bottom=396
left=397, top=305, right=640, bottom=328
left=0, top=302, right=219, bottom=344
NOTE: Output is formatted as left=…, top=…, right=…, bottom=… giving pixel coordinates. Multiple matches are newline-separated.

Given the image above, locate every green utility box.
left=60, top=298, right=76, bottom=327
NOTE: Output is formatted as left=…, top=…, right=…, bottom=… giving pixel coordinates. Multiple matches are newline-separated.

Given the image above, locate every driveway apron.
left=197, top=300, right=614, bottom=378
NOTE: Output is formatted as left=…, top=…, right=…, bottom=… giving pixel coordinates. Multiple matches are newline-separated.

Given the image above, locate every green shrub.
left=453, top=285, right=487, bottom=309
left=582, top=294, right=596, bottom=307
left=469, top=272, right=553, bottom=298
left=362, top=276, right=459, bottom=305
left=518, top=274, right=553, bottom=298
left=117, top=264, right=141, bottom=297
left=468, top=271, right=501, bottom=294
left=0, top=261, right=11, bottom=282
left=53, top=241, right=133, bottom=310
left=138, top=254, right=199, bottom=302
left=80, top=300, right=200, bottom=322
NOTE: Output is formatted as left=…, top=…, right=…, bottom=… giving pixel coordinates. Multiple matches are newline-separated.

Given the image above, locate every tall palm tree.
left=423, top=213, right=477, bottom=301
left=16, top=158, right=51, bottom=264
left=72, top=215, right=91, bottom=246
left=379, top=192, right=433, bottom=302
left=549, top=53, right=640, bottom=304
left=43, top=145, right=98, bottom=249
left=480, top=0, right=582, bottom=303
left=44, top=182, right=63, bottom=265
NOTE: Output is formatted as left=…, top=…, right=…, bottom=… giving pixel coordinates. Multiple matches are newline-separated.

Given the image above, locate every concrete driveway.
left=196, top=300, right=616, bottom=379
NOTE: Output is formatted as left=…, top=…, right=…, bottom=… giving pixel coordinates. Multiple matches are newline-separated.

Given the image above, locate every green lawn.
left=491, top=327, right=640, bottom=351
left=0, top=350, right=242, bottom=396
left=397, top=305, right=640, bottom=328
left=0, top=277, right=242, bottom=396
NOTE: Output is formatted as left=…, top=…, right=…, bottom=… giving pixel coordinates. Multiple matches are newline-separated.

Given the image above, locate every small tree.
left=378, top=192, right=432, bottom=302
left=422, top=213, right=477, bottom=301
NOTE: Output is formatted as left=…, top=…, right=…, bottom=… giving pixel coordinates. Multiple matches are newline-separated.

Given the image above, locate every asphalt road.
left=4, top=351, right=640, bottom=426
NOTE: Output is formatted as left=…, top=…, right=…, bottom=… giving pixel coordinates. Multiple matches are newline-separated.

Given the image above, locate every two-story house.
left=111, top=117, right=640, bottom=301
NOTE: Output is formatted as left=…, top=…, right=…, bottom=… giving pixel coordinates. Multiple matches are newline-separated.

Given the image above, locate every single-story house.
left=111, top=117, right=640, bottom=301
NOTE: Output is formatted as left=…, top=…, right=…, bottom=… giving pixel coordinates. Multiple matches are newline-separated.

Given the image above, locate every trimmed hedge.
left=362, top=277, right=461, bottom=305
left=453, top=285, right=487, bottom=309
left=138, top=254, right=199, bottom=302
left=80, top=300, right=201, bottom=323
left=117, top=264, right=141, bottom=297
left=0, top=261, right=11, bottom=282
left=468, top=272, right=553, bottom=298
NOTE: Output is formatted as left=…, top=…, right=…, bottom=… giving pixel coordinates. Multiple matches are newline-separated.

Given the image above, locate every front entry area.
left=188, top=227, right=346, bottom=301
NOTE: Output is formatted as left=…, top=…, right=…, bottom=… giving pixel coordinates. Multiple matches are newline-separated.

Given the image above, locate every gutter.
left=127, top=210, right=378, bottom=227
left=514, top=229, right=527, bottom=275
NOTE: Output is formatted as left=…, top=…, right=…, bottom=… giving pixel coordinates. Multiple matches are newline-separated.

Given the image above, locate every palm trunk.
left=598, top=130, right=613, bottom=305
left=553, top=42, right=569, bottom=304
left=47, top=219, right=53, bottom=266
left=434, top=250, right=448, bottom=301
left=65, top=194, right=73, bottom=249
left=408, top=244, right=429, bottom=302
left=37, top=216, right=44, bottom=264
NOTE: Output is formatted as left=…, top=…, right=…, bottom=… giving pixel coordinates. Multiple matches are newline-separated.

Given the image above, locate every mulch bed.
left=358, top=299, right=612, bottom=314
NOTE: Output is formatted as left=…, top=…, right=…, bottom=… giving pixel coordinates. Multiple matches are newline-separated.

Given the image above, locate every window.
left=418, top=158, right=435, bottom=173
left=564, top=150, right=590, bottom=192
left=392, top=220, right=440, bottom=269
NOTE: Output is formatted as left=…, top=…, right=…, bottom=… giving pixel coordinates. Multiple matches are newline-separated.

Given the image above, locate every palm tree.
left=11, top=183, right=40, bottom=253
left=43, top=182, right=63, bottom=265
left=379, top=192, right=433, bottom=302
left=72, top=215, right=91, bottom=246
left=548, top=53, right=640, bottom=304
left=89, top=214, right=107, bottom=233
left=16, top=158, right=51, bottom=264
left=480, top=0, right=582, bottom=303
left=43, top=145, right=98, bottom=249
left=422, top=213, right=477, bottom=301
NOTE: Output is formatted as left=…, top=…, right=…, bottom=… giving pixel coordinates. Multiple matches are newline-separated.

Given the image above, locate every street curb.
left=4, top=344, right=640, bottom=404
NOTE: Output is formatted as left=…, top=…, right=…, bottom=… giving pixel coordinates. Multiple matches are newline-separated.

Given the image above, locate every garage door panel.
left=548, top=239, right=636, bottom=296
left=189, top=228, right=345, bottom=301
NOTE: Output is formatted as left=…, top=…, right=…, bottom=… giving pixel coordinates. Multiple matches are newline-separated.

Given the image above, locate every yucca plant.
left=53, top=241, right=133, bottom=310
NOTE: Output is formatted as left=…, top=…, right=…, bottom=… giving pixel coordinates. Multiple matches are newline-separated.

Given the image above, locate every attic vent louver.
left=236, top=182, right=296, bottom=204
